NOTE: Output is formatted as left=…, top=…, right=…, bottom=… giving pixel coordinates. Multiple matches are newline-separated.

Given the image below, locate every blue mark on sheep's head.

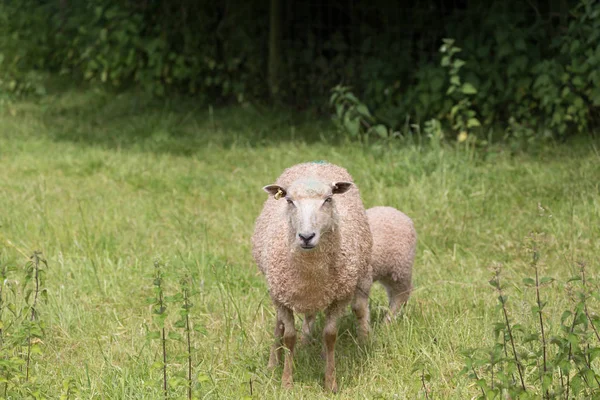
left=263, top=179, right=353, bottom=251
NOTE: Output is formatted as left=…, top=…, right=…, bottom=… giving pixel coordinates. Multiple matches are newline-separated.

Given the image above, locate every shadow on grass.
left=19, top=88, right=339, bottom=155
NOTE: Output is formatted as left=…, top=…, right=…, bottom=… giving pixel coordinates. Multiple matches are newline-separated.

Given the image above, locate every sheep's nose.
left=298, top=232, right=316, bottom=243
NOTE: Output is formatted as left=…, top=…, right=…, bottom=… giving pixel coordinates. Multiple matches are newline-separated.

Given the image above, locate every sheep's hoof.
left=358, top=326, right=370, bottom=342
left=325, top=378, right=338, bottom=393
left=281, top=376, right=293, bottom=389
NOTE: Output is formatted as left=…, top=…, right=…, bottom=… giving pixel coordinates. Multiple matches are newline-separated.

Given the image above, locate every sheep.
left=252, top=161, right=372, bottom=392
left=365, top=206, right=417, bottom=322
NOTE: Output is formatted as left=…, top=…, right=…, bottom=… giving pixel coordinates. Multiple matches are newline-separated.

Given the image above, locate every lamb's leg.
left=279, top=306, right=296, bottom=389
left=352, top=272, right=372, bottom=340
left=301, top=313, right=316, bottom=345
left=268, top=310, right=284, bottom=369
left=384, top=280, right=412, bottom=324
left=323, top=302, right=345, bottom=393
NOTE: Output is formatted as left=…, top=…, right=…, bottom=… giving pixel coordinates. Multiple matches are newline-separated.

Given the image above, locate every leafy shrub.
left=1, top=0, right=598, bottom=140
left=0, top=1, right=50, bottom=99
left=332, top=0, right=599, bottom=141
left=1, top=0, right=267, bottom=103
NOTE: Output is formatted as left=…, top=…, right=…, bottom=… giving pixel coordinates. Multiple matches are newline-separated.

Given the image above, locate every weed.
left=463, top=234, right=600, bottom=399
left=176, top=274, right=194, bottom=400
left=147, top=260, right=169, bottom=399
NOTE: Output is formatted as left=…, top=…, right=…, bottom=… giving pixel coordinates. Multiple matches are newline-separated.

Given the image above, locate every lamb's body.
left=252, top=162, right=372, bottom=392
left=366, top=206, right=417, bottom=320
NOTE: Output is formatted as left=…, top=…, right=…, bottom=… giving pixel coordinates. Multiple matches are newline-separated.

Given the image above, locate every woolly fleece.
left=252, top=162, right=372, bottom=314
left=366, top=206, right=417, bottom=311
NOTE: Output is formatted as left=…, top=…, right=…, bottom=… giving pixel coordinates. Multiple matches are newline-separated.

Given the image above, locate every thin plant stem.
left=184, top=285, right=192, bottom=400
left=566, top=302, right=578, bottom=400
left=533, top=246, right=548, bottom=399
left=496, top=269, right=527, bottom=392
left=162, top=324, right=167, bottom=400
left=490, top=351, right=494, bottom=392
left=26, top=251, right=45, bottom=382
left=154, top=261, right=168, bottom=400
left=420, top=369, right=430, bottom=400
left=472, top=364, right=486, bottom=398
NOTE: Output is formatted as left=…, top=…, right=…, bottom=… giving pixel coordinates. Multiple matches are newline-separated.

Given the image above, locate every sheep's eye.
left=286, top=198, right=294, bottom=205
left=324, top=197, right=332, bottom=203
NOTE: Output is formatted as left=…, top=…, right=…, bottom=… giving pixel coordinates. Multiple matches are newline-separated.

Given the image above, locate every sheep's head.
left=263, top=178, right=353, bottom=251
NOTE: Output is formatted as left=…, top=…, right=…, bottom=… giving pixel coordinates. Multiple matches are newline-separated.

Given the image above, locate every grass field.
left=1, top=90, right=599, bottom=399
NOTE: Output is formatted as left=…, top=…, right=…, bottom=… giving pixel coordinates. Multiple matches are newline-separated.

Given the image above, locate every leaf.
left=146, top=331, right=160, bottom=340
left=467, top=118, right=481, bottom=128
left=540, top=277, right=554, bottom=285
left=461, top=83, right=478, bottom=95
left=151, top=361, right=164, bottom=370
left=561, top=310, right=573, bottom=324
left=453, top=59, right=466, bottom=70
left=194, top=325, right=207, bottom=335
left=153, top=312, right=167, bottom=328
left=168, top=331, right=183, bottom=341
left=371, top=124, right=388, bottom=138
left=344, top=115, right=361, bottom=137
left=522, top=278, right=535, bottom=286
left=145, top=297, right=157, bottom=305
left=355, top=104, right=372, bottom=119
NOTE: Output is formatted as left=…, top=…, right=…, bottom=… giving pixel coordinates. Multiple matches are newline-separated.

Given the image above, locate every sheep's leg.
left=279, top=306, right=296, bottom=389
left=301, top=313, right=316, bottom=345
left=384, top=280, right=412, bottom=324
left=323, top=302, right=344, bottom=393
left=268, top=310, right=284, bottom=369
left=352, top=272, right=372, bottom=340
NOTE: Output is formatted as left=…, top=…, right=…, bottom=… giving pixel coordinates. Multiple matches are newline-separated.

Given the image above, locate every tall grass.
left=0, top=90, right=599, bottom=398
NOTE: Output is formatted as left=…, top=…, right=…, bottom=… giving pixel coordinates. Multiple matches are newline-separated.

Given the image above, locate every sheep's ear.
left=263, top=184, right=286, bottom=200
left=332, top=181, right=353, bottom=194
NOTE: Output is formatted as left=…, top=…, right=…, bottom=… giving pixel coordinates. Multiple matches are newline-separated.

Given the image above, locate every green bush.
left=0, top=0, right=50, bottom=99
left=334, top=0, right=600, bottom=140
left=0, top=0, right=267, bottom=102
left=1, top=0, right=598, bottom=140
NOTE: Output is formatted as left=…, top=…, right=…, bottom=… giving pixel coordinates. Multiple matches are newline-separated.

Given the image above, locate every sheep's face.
left=263, top=179, right=353, bottom=251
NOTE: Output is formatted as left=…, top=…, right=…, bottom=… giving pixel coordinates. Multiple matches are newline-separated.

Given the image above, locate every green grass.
left=0, top=90, right=599, bottom=399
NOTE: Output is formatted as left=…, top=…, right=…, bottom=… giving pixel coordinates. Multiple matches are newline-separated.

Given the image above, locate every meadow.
left=0, top=90, right=599, bottom=399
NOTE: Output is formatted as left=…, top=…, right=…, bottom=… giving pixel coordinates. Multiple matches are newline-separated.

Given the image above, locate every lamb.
left=252, top=161, right=372, bottom=392
left=365, top=206, right=417, bottom=322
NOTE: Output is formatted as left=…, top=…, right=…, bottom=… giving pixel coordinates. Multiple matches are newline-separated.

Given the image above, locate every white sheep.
left=252, top=161, right=372, bottom=392
left=365, top=206, right=417, bottom=322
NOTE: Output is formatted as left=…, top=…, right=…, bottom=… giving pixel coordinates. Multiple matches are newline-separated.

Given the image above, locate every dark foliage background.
left=1, top=0, right=598, bottom=138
